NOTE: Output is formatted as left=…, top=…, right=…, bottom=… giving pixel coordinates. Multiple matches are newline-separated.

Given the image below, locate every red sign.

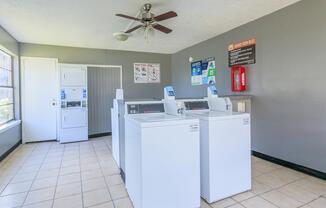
left=228, top=38, right=256, bottom=51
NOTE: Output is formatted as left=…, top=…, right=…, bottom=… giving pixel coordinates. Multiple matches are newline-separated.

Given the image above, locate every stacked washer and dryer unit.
left=58, top=64, right=88, bottom=143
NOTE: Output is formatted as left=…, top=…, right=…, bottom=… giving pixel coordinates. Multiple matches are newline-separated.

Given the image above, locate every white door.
left=22, top=58, right=58, bottom=143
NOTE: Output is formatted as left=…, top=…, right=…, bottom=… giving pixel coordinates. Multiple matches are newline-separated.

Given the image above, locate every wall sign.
left=134, top=63, right=160, bottom=83
left=228, top=37, right=256, bottom=67
left=191, top=57, right=216, bottom=86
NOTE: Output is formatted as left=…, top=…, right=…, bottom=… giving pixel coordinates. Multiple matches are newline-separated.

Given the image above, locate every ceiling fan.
left=115, top=3, right=177, bottom=40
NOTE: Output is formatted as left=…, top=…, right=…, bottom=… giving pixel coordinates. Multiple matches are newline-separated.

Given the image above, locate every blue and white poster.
left=191, top=58, right=216, bottom=86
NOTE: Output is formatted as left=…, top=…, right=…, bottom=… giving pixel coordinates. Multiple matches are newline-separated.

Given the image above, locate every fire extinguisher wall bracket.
left=231, top=65, right=247, bottom=92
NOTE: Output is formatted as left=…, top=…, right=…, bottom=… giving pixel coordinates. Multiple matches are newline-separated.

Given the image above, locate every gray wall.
left=171, top=0, right=326, bottom=173
left=88, top=67, right=121, bottom=135
left=20, top=43, right=171, bottom=100
left=0, top=124, right=21, bottom=157
left=0, top=26, right=19, bottom=55
left=0, top=25, right=21, bottom=159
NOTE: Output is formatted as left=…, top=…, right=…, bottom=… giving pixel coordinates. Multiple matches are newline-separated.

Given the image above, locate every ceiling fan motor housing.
left=142, top=12, right=154, bottom=23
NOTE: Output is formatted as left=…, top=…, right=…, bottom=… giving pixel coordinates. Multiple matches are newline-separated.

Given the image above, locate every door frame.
left=21, top=57, right=59, bottom=143
left=61, top=64, right=123, bottom=88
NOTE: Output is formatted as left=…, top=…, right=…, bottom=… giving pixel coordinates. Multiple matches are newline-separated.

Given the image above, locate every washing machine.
left=124, top=100, right=200, bottom=208
left=164, top=86, right=251, bottom=203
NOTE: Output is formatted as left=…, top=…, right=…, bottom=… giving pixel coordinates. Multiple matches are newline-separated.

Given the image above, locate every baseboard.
left=0, top=140, right=21, bottom=162
left=120, top=168, right=126, bottom=182
left=88, top=132, right=112, bottom=139
left=252, top=151, right=326, bottom=180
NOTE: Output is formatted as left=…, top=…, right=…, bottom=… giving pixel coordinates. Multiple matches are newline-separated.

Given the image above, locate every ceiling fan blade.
left=154, top=11, right=177, bottom=22
left=153, top=24, right=172, bottom=34
left=116, top=14, right=141, bottom=21
left=125, top=25, right=143, bottom=33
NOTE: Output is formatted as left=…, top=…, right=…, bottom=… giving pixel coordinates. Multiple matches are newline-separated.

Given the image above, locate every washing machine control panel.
left=127, top=103, right=165, bottom=114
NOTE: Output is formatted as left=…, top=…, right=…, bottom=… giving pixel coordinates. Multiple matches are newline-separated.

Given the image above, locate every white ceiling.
left=0, top=0, right=301, bottom=54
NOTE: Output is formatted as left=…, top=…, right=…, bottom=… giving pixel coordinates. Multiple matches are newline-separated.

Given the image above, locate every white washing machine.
left=124, top=101, right=200, bottom=208
left=111, top=89, right=124, bottom=169
left=164, top=86, right=251, bottom=203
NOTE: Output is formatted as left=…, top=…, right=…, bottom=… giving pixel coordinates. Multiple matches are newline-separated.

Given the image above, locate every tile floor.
left=0, top=136, right=325, bottom=208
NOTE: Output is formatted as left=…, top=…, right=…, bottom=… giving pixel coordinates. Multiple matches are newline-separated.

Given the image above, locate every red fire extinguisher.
left=231, top=65, right=247, bottom=92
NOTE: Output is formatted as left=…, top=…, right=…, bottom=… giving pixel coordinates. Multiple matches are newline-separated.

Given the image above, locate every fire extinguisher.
left=231, top=65, right=247, bottom=92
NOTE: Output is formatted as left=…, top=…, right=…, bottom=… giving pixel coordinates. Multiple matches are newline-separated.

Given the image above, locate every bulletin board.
left=191, top=57, right=216, bottom=86
left=134, top=63, right=160, bottom=83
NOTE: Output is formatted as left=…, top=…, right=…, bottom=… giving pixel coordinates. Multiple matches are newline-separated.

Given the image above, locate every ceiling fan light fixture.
left=113, top=32, right=130, bottom=41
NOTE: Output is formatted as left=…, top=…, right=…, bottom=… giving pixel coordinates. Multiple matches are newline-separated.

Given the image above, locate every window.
left=0, top=50, right=14, bottom=125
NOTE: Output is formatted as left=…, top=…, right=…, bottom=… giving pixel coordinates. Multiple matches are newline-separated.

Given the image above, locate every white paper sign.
left=134, top=63, right=160, bottom=83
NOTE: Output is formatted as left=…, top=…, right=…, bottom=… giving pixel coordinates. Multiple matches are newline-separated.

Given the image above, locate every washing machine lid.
left=187, top=111, right=250, bottom=120
left=125, top=113, right=199, bottom=127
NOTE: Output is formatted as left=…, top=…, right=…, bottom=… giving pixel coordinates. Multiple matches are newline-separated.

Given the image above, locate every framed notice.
left=191, top=58, right=216, bottom=86
left=134, top=63, right=160, bottom=83
left=228, top=37, right=256, bottom=66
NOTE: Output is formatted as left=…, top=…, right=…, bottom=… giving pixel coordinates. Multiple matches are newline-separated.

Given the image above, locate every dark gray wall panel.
left=0, top=125, right=21, bottom=158
left=88, top=67, right=121, bottom=135
left=171, top=0, right=326, bottom=172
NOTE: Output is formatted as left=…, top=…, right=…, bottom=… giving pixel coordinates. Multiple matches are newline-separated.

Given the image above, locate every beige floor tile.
left=61, top=159, right=80, bottom=168
left=81, top=163, right=101, bottom=172
left=40, top=163, right=61, bottom=171
left=36, top=169, right=59, bottom=179
left=18, top=164, right=41, bottom=173
left=55, top=182, right=82, bottom=199
left=11, top=171, right=37, bottom=183
left=101, top=165, right=120, bottom=176
left=278, top=183, right=319, bottom=203
left=251, top=179, right=273, bottom=195
left=81, top=169, right=103, bottom=181
left=109, top=184, right=128, bottom=200
left=251, top=169, right=264, bottom=178
left=89, top=201, right=115, bottom=208
left=82, top=177, right=107, bottom=192
left=251, top=156, right=264, bottom=163
left=1, top=180, right=33, bottom=196
left=307, top=197, right=326, bottom=208
left=241, top=196, right=278, bottom=208
left=266, top=168, right=305, bottom=183
left=291, top=179, right=326, bottom=196
left=83, top=188, right=111, bottom=207
left=232, top=191, right=256, bottom=202
left=255, top=174, right=289, bottom=188
left=228, top=204, right=245, bottom=208
left=300, top=205, right=313, bottom=208
left=261, top=190, right=303, bottom=208
left=60, top=165, right=81, bottom=176
left=22, top=200, right=53, bottom=208
left=252, top=161, right=281, bottom=174
left=24, top=187, right=55, bottom=205
left=113, top=197, right=133, bottom=208
left=57, top=173, right=81, bottom=185
left=106, top=175, right=123, bottom=187
left=53, top=194, right=83, bottom=208
left=0, top=192, right=28, bottom=208
left=211, top=197, right=236, bottom=208
left=31, top=177, right=57, bottom=190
